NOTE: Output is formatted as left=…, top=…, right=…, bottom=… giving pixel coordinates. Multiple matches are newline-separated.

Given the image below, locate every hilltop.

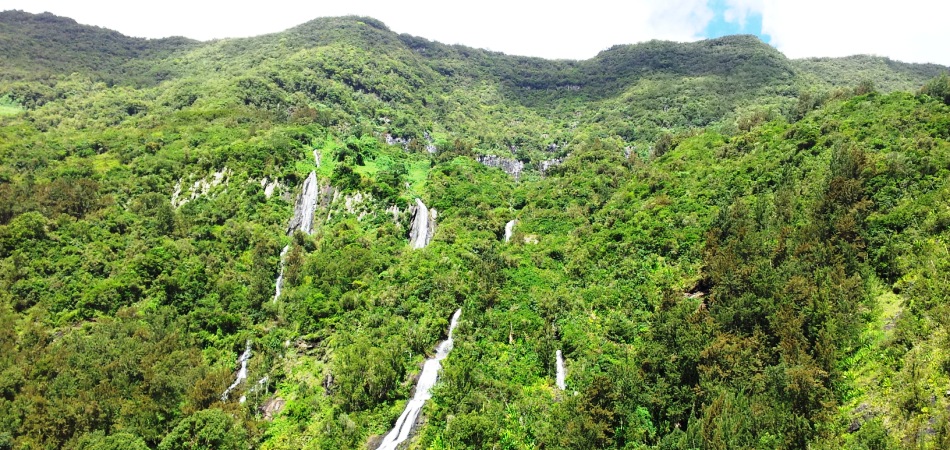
left=1, top=11, right=950, bottom=450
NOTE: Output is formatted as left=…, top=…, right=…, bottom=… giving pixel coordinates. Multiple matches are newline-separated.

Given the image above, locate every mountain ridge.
left=1, top=9, right=950, bottom=450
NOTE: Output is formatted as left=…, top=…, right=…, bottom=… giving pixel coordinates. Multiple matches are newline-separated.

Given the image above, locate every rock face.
left=261, top=396, right=285, bottom=421
left=409, top=198, right=437, bottom=249
left=423, top=131, right=437, bottom=154
left=171, top=167, right=233, bottom=207
left=539, top=158, right=564, bottom=174
left=221, top=340, right=252, bottom=401
left=377, top=309, right=462, bottom=450
left=257, top=177, right=281, bottom=199
left=476, top=155, right=525, bottom=180
left=384, top=133, right=411, bottom=151
left=555, top=350, right=567, bottom=390
left=504, top=219, right=517, bottom=243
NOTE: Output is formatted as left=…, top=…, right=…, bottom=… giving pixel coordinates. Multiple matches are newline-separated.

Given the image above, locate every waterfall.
left=409, top=198, right=437, bottom=249
left=274, top=172, right=320, bottom=302
left=272, top=245, right=290, bottom=302
left=377, top=309, right=462, bottom=450
left=286, top=172, right=320, bottom=235
left=555, top=350, right=566, bottom=390
left=221, top=340, right=252, bottom=401
left=504, top=219, right=517, bottom=243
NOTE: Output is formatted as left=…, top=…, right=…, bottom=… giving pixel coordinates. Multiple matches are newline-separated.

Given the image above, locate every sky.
left=4, top=0, right=950, bottom=65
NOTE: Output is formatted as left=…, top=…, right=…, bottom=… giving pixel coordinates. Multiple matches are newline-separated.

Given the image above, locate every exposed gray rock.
left=258, top=177, right=281, bottom=199
left=261, top=396, right=285, bottom=421
left=384, top=133, right=412, bottom=151
left=171, top=167, right=233, bottom=207
left=477, top=155, right=524, bottom=180
left=539, top=158, right=564, bottom=174
left=424, top=131, right=437, bottom=154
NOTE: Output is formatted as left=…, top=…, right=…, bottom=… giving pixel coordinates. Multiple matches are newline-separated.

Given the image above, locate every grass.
left=0, top=104, right=22, bottom=116
left=0, top=95, right=23, bottom=116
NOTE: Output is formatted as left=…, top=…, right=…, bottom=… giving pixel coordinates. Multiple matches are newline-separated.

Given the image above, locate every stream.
left=274, top=171, right=319, bottom=302
left=377, top=308, right=462, bottom=450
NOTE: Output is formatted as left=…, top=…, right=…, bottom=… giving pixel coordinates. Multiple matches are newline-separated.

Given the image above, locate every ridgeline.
left=1, top=11, right=950, bottom=449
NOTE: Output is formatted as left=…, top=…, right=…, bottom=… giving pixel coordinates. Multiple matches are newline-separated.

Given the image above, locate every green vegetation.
left=0, top=95, right=21, bottom=115
left=1, top=10, right=950, bottom=450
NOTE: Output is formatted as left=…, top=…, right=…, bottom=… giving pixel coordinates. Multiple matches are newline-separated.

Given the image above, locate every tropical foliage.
left=1, top=10, right=949, bottom=450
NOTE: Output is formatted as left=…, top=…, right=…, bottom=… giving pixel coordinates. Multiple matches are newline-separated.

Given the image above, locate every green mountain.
left=1, top=11, right=949, bottom=450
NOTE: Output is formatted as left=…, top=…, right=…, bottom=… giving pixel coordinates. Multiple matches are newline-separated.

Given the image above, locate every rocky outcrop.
left=256, top=177, right=281, bottom=199
left=171, top=167, right=233, bottom=207
left=423, top=131, right=437, bottom=154
left=539, top=158, right=564, bottom=174
left=409, top=198, right=437, bottom=249
left=261, top=396, right=285, bottom=421
left=386, top=205, right=401, bottom=224
left=477, top=155, right=525, bottom=180
left=377, top=309, right=462, bottom=450
left=384, top=133, right=411, bottom=151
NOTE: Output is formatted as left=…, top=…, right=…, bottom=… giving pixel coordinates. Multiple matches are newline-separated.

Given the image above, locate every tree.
left=157, top=409, right=247, bottom=450
left=919, top=72, right=950, bottom=105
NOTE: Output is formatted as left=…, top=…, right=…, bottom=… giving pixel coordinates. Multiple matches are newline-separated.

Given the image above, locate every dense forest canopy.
left=1, top=10, right=950, bottom=450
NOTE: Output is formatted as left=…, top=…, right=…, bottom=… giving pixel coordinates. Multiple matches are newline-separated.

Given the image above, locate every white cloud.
left=759, top=0, right=950, bottom=65
left=723, top=0, right=764, bottom=28
left=3, top=0, right=949, bottom=65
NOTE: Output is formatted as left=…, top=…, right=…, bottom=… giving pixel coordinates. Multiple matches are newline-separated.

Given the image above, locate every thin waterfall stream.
left=220, top=340, right=252, bottom=401
left=273, top=171, right=320, bottom=302
left=555, top=350, right=567, bottom=390
left=504, top=219, right=517, bottom=243
left=377, top=308, right=462, bottom=450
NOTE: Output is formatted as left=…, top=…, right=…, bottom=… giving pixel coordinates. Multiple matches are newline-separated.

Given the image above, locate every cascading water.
left=286, top=172, right=320, bottom=235
left=555, top=350, right=566, bottom=390
left=504, top=219, right=517, bottom=243
left=272, top=245, right=290, bottom=302
left=377, top=309, right=462, bottom=450
left=409, top=198, right=436, bottom=249
left=274, top=172, right=320, bottom=302
left=221, top=340, right=252, bottom=401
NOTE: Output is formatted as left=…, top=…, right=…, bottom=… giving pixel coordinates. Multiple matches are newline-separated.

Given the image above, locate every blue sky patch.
left=703, top=0, right=772, bottom=43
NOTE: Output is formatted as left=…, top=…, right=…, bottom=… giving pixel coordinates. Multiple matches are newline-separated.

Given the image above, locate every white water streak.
left=274, top=171, right=320, bottom=302
left=411, top=198, right=430, bottom=249
left=556, top=350, right=566, bottom=390
left=377, top=309, right=462, bottom=450
left=221, top=340, right=252, bottom=401
left=504, top=219, right=517, bottom=243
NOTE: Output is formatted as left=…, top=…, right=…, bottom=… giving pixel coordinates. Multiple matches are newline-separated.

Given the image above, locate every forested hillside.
left=1, top=11, right=950, bottom=450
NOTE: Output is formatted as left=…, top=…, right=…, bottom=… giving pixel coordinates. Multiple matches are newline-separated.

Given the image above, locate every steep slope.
left=795, top=54, right=947, bottom=93
left=0, top=10, right=197, bottom=84
left=0, top=11, right=949, bottom=450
